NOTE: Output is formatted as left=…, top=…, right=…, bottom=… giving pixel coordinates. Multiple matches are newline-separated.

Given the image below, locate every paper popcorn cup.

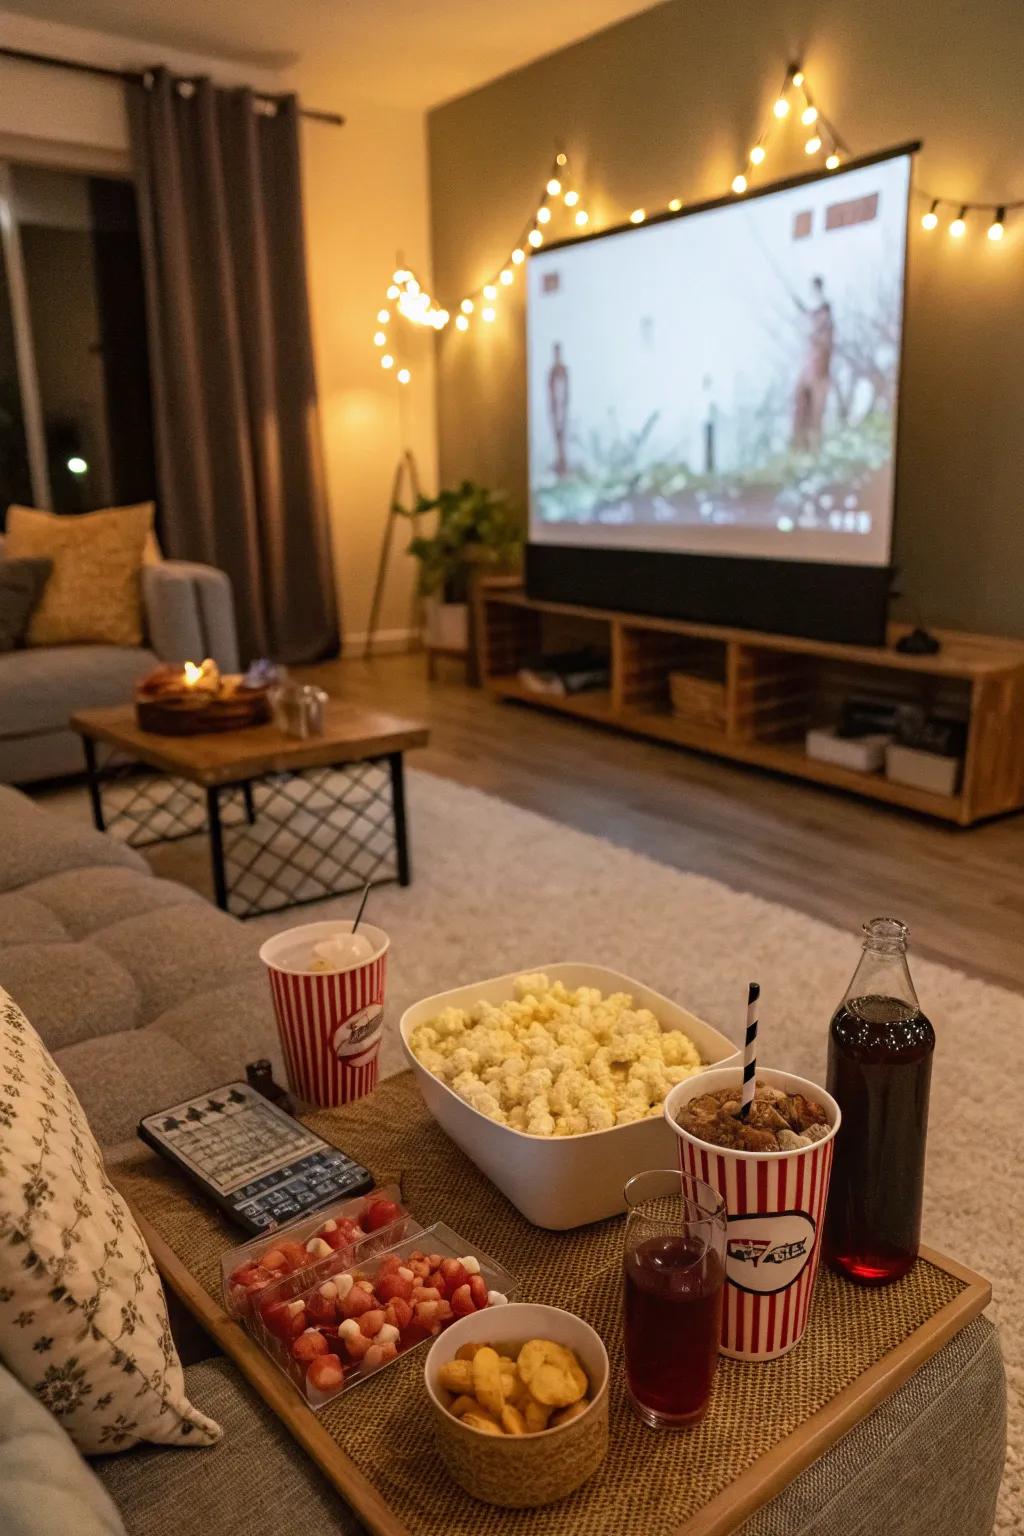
left=664, top=1066, right=840, bottom=1361
left=259, top=921, right=389, bottom=1108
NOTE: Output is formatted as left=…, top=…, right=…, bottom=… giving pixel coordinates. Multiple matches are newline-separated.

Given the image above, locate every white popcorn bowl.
left=399, top=963, right=739, bottom=1230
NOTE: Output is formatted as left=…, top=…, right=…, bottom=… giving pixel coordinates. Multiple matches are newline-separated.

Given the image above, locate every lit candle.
left=183, top=661, right=203, bottom=688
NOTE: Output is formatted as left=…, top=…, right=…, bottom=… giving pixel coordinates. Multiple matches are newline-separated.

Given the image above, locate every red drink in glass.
left=624, top=1234, right=724, bottom=1425
left=622, top=1171, right=726, bottom=1429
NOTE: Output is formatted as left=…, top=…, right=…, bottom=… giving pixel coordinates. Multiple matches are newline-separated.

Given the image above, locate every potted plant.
left=396, top=480, right=522, bottom=652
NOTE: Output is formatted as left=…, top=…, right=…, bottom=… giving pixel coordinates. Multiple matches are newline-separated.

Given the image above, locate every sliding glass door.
left=0, top=160, right=156, bottom=522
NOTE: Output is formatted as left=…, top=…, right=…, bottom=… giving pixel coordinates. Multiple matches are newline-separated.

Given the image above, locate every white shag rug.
left=42, top=769, right=1020, bottom=1526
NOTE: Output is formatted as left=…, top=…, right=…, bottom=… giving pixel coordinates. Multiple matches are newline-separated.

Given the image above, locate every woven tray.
left=111, top=1073, right=990, bottom=1536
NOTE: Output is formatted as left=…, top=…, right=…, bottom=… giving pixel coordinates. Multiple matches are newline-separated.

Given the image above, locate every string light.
left=374, top=67, right=1020, bottom=388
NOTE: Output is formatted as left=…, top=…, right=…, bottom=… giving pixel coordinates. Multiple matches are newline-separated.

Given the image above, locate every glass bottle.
left=824, top=917, right=934, bottom=1285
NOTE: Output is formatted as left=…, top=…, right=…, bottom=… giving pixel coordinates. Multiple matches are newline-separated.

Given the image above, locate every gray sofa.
left=0, top=537, right=239, bottom=784
left=0, top=785, right=1007, bottom=1535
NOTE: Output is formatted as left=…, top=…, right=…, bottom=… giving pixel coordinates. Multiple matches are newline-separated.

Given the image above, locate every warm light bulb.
left=773, top=98, right=790, bottom=119
left=406, top=278, right=420, bottom=295
left=455, top=313, right=469, bottom=331
left=373, top=331, right=386, bottom=346
left=546, top=178, right=561, bottom=196
left=988, top=208, right=1006, bottom=241
left=668, top=198, right=683, bottom=212
left=949, top=208, right=967, bottom=238
left=381, top=354, right=394, bottom=369
left=67, top=455, right=88, bottom=475
left=564, top=189, right=579, bottom=207
left=921, top=201, right=939, bottom=231
left=792, top=70, right=805, bottom=87
left=804, top=135, right=822, bottom=155
left=801, top=105, right=818, bottom=126
left=574, top=211, right=589, bottom=227
left=732, top=174, right=748, bottom=194
left=461, top=298, right=474, bottom=313
left=536, top=206, right=551, bottom=224
left=749, top=145, right=766, bottom=166
left=630, top=208, right=645, bottom=224
left=437, top=309, right=450, bottom=326
left=482, top=306, right=496, bottom=322
left=529, top=229, right=544, bottom=246
left=376, top=308, right=389, bottom=323
left=511, top=247, right=525, bottom=264
left=500, top=268, right=513, bottom=284
left=483, top=283, right=497, bottom=300
left=556, top=151, right=567, bottom=166
left=386, top=284, right=399, bottom=299
left=825, top=153, right=840, bottom=170
left=397, top=367, right=411, bottom=384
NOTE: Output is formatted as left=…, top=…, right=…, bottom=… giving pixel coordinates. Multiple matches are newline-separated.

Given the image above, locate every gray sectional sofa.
left=0, top=785, right=1007, bottom=1535
left=0, top=538, right=238, bottom=785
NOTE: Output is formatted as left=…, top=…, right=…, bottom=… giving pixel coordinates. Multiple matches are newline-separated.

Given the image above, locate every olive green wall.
left=427, top=0, right=1024, bottom=636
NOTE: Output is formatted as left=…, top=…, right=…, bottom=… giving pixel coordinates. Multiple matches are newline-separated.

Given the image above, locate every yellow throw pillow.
left=5, top=503, right=154, bottom=648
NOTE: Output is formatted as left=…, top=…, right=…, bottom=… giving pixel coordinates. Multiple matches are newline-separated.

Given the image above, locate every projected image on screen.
left=527, top=153, right=911, bottom=567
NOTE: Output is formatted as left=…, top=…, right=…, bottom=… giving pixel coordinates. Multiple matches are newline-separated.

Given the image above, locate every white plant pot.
left=424, top=598, right=468, bottom=652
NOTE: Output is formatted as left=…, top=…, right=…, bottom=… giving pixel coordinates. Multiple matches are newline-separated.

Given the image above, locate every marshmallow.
left=322, top=1219, right=338, bottom=1232
left=397, top=1266, right=414, bottom=1282
left=460, top=1255, right=481, bottom=1275
left=305, top=1237, right=332, bottom=1258
left=338, top=1318, right=360, bottom=1340
left=377, top=1323, right=400, bottom=1345
left=285, top=1300, right=305, bottom=1318
left=319, top=1282, right=338, bottom=1300
left=487, top=1290, right=508, bottom=1307
left=335, top=1272, right=354, bottom=1301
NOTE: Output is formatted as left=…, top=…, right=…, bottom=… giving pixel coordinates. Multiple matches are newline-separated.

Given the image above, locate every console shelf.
left=475, top=579, right=1024, bottom=825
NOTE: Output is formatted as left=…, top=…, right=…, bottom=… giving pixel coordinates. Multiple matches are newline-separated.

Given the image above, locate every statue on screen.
left=548, top=342, right=569, bottom=477
left=791, top=274, right=834, bottom=452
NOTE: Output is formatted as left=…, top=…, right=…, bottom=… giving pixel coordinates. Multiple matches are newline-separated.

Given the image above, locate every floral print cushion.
left=0, top=987, right=221, bottom=1454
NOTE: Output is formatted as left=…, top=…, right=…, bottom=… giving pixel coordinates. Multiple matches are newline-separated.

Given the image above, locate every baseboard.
left=343, top=627, right=421, bottom=656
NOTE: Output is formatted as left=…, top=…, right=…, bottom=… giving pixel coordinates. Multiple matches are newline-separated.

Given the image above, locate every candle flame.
left=183, top=661, right=203, bottom=686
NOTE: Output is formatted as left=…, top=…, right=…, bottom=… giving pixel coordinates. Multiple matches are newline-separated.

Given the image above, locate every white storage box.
left=806, top=726, right=891, bottom=773
left=885, top=743, right=961, bottom=796
left=400, top=963, right=738, bottom=1230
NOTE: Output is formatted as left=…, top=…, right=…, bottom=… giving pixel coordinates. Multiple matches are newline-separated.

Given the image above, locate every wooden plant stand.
left=475, top=577, right=1024, bottom=825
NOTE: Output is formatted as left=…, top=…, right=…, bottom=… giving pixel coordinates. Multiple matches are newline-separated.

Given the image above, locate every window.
left=0, top=162, right=156, bottom=520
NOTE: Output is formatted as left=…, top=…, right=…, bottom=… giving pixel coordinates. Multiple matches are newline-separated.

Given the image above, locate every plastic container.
left=400, top=963, right=739, bottom=1230
left=221, top=1183, right=417, bottom=1320
left=254, top=1222, right=517, bottom=1409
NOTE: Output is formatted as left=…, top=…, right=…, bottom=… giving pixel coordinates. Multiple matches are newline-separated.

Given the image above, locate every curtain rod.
left=0, top=44, right=345, bottom=126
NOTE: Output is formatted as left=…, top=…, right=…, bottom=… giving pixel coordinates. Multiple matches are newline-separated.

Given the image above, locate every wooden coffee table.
left=71, top=702, right=429, bottom=919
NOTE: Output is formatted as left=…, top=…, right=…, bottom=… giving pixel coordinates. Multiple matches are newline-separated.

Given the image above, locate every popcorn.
left=409, top=974, right=703, bottom=1138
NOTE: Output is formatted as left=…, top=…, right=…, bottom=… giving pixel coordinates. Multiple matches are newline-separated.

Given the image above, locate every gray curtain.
left=127, top=69, right=338, bottom=663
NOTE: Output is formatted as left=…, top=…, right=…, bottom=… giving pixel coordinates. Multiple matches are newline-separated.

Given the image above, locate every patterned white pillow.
left=0, top=987, right=221, bottom=1453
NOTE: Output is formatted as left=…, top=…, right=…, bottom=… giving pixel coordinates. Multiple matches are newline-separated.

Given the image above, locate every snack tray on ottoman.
left=109, top=1072, right=992, bottom=1536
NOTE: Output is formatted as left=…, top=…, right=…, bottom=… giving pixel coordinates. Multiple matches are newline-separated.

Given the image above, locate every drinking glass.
left=623, top=1169, right=727, bottom=1429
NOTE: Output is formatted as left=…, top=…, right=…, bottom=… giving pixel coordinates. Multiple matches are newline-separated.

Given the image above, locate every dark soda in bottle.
left=824, top=917, right=934, bottom=1285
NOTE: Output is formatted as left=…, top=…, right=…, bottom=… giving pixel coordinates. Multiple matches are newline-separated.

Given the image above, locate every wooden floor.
left=300, top=653, right=1024, bottom=996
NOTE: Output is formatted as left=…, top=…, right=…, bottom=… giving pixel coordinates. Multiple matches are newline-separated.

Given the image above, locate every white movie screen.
left=527, top=153, right=911, bottom=567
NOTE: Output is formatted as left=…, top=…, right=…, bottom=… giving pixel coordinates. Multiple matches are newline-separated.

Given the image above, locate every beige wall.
left=428, top=0, right=1024, bottom=638
left=0, top=11, right=435, bottom=653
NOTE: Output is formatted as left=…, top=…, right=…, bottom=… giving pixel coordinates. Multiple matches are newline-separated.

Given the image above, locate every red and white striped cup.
left=259, top=921, right=389, bottom=1109
left=665, top=1066, right=841, bottom=1361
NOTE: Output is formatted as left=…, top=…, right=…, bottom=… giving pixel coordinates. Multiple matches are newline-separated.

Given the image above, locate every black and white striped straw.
left=739, top=981, right=759, bottom=1120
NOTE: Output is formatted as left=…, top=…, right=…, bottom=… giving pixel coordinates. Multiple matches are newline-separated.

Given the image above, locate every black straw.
left=351, top=881, right=372, bottom=934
